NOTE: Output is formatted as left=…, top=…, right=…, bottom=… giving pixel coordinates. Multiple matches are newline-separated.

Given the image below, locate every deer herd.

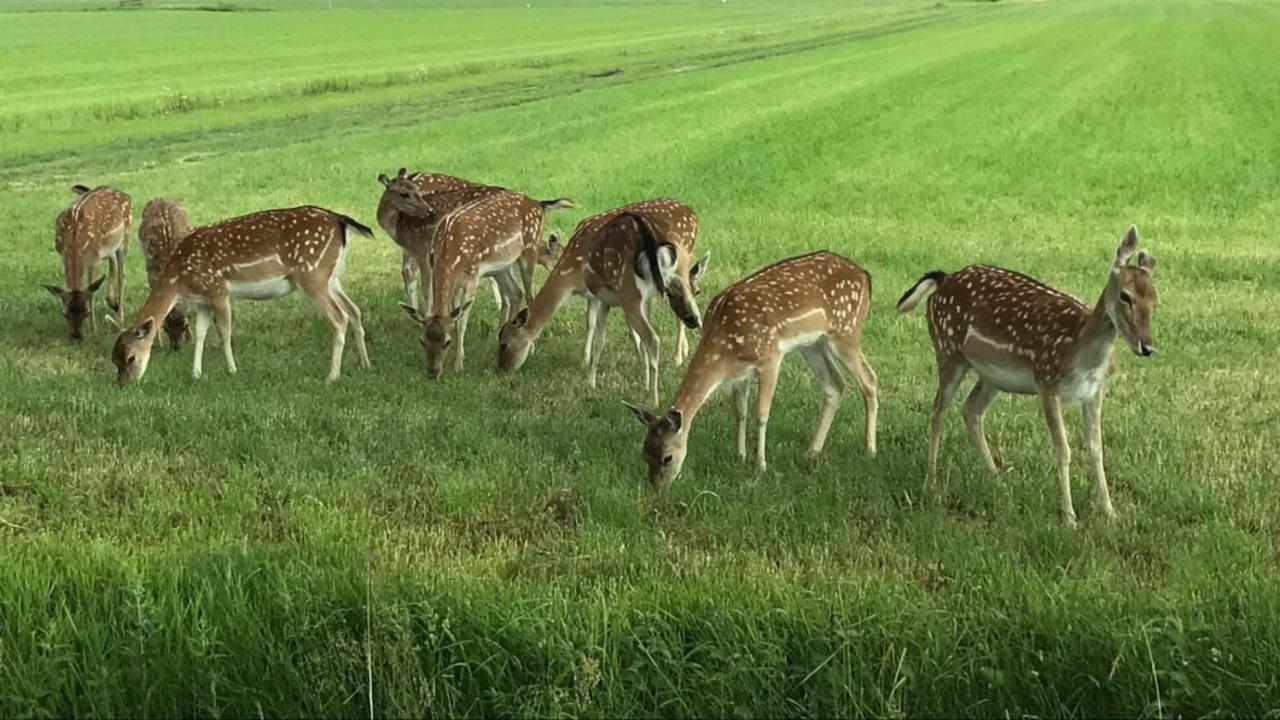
left=44, top=173, right=1159, bottom=527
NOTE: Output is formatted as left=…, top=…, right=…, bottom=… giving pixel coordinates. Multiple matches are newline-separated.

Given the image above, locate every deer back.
left=55, top=186, right=132, bottom=286
left=138, top=198, right=193, bottom=288
left=579, top=199, right=698, bottom=294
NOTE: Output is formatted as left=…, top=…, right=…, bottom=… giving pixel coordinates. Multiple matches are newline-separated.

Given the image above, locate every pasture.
left=1, top=0, right=1279, bottom=716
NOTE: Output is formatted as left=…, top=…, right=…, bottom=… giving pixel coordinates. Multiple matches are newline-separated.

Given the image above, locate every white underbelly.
left=970, top=359, right=1038, bottom=394
left=97, top=234, right=124, bottom=258
left=778, top=331, right=825, bottom=355
left=229, top=276, right=296, bottom=300
left=478, top=257, right=517, bottom=279
left=592, top=287, right=620, bottom=307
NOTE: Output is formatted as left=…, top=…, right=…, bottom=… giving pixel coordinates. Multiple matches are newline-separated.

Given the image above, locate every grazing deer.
left=45, top=184, right=131, bottom=340
left=112, top=206, right=373, bottom=385
left=136, top=198, right=193, bottom=350
left=377, top=167, right=572, bottom=314
left=497, top=199, right=708, bottom=404
left=625, top=252, right=877, bottom=486
left=896, top=226, right=1158, bottom=526
left=400, top=189, right=563, bottom=377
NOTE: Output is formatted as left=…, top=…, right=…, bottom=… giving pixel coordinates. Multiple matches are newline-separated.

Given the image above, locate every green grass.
left=2, top=0, right=1279, bottom=716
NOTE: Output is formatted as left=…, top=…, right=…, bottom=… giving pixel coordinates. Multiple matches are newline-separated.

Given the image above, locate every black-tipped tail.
left=540, top=197, right=575, bottom=212
left=71, top=184, right=92, bottom=195
left=896, top=270, right=946, bottom=313
left=337, top=214, right=375, bottom=239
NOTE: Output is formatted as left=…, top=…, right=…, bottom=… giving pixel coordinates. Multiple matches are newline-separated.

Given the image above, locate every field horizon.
left=2, top=0, right=1278, bottom=716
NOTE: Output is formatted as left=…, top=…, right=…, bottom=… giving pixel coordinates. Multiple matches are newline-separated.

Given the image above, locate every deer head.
left=112, top=317, right=158, bottom=385
left=378, top=168, right=440, bottom=219
left=497, top=306, right=535, bottom=372
left=537, top=232, right=563, bottom=270
left=44, top=275, right=106, bottom=341
left=624, top=403, right=688, bottom=487
left=1103, top=225, right=1158, bottom=357
left=162, top=309, right=189, bottom=351
left=402, top=301, right=471, bottom=378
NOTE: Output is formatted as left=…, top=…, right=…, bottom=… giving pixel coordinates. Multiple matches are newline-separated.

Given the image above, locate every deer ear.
left=450, top=300, right=473, bottom=321
left=400, top=303, right=424, bottom=325
left=665, top=409, right=683, bottom=432
left=44, top=284, right=66, bottom=299
left=623, top=402, right=657, bottom=426
left=511, top=307, right=529, bottom=328
left=1137, top=250, right=1156, bottom=273
left=86, top=275, right=107, bottom=293
left=135, top=316, right=154, bottom=339
left=1114, top=225, right=1139, bottom=270
left=397, top=167, right=408, bottom=178
left=547, top=232, right=561, bottom=251
left=691, top=251, right=711, bottom=279
left=378, top=173, right=391, bottom=187
left=71, top=184, right=91, bottom=195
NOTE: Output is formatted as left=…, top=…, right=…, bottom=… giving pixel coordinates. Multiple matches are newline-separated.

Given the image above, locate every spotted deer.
left=896, top=225, right=1158, bottom=526
left=399, top=190, right=556, bottom=377
left=135, top=198, right=194, bottom=350
left=497, top=199, right=708, bottom=405
left=45, top=184, right=132, bottom=340
left=625, top=252, right=877, bottom=487
left=112, top=206, right=373, bottom=385
left=377, top=167, right=572, bottom=315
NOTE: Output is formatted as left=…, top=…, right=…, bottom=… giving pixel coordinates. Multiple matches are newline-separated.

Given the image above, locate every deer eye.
left=126, top=355, right=136, bottom=365
left=443, top=339, right=452, bottom=349
left=1119, top=291, right=1133, bottom=305
left=662, top=455, right=674, bottom=466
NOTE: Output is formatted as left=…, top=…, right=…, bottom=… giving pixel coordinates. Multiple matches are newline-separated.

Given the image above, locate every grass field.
left=2, top=0, right=1279, bottom=716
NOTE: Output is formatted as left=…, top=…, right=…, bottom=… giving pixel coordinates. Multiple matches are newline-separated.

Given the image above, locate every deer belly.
left=964, top=329, right=1038, bottom=394
left=228, top=276, right=296, bottom=300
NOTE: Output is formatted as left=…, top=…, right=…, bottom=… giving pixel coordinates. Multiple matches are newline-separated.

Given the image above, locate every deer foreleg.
left=586, top=300, right=609, bottom=389
left=1040, top=392, right=1077, bottom=528
left=732, top=381, right=749, bottom=460
left=1082, top=395, right=1116, bottom=520
left=754, top=358, right=781, bottom=472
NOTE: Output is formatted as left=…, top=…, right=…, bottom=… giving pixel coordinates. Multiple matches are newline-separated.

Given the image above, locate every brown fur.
left=47, top=185, right=132, bottom=340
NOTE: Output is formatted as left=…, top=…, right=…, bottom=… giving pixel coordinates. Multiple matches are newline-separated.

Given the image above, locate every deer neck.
left=136, top=282, right=180, bottom=330
left=521, top=265, right=582, bottom=339
left=1072, top=288, right=1118, bottom=372
left=670, top=351, right=724, bottom=427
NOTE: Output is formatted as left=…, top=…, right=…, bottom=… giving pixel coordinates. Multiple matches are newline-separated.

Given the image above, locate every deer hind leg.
left=829, top=334, right=879, bottom=456
left=753, top=357, right=782, bottom=472
left=962, top=380, right=1002, bottom=475
left=622, top=298, right=660, bottom=406
left=1039, top=391, right=1077, bottom=528
left=210, top=295, right=236, bottom=375
left=191, top=305, right=213, bottom=380
left=1082, top=395, right=1116, bottom=520
left=799, top=344, right=845, bottom=457
left=331, top=284, right=370, bottom=370
left=299, top=279, right=349, bottom=382
left=586, top=300, right=609, bottom=389
left=732, top=381, right=749, bottom=460
left=928, top=358, right=969, bottom=489
left=492, top=270, right=522, bottom=326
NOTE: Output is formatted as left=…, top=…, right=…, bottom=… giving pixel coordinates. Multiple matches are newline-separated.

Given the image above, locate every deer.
left=400, top=189, right=564, bottom=378
left=895, top=225, right=1158, bottom=527
left=45, top=184, right=131, bottom=340
left=497, top=199, right=708, bottom=406
left=111, top=206, right=373, bottom=385
left=134, top=197, right=194, bottom=350
left=377, top=167, right=572, bottom=315
left=624, top=251, right=877, bottom=487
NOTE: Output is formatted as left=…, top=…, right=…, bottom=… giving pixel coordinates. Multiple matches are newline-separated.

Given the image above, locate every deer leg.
left=301, top=280, right=349, bottom=381
left=1039, top=392, right=1077, bottom=528
left=928, top=359, right=969, bottom=489
left=115, top=242, right=127, bottom=322
left=85, top=264, right=100, bottom=333
left=732, top=381, right=749, bottom=460
left=518, top=250, right=537, bottom=309
left=452, top=282, right=477, bottom=373
left=800, top=344, right=845, bottom=457
left=753, top=358, right=782, bottom=472
left=675, top=324, right=688, bottom=366
left=829, top=335, right=879, bottom=456
left=1082, top=395, right=1116, bottom=520
left=415, top=251, right=433, bottom=317
left=583, top=303, right=598, bottom=368
left=210, top=295, right=236, bottom=375
left=400, top=249, right=417, bottom=309
left=622, top=299, right=660, bottom=406
left=191, top=306, right=213, bottom=380
left=332, top=284, right=370, bottom=370
left=492, top=270, right=521, bottom=326
left=962, top=380, right=1002, bottom=475
left=586, top=300, right=609, bottom=389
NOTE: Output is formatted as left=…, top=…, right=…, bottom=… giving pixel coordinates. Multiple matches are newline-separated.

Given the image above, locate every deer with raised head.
left=625, top=251, right=877, bottom=486
left=400, top=188, right=568, bottom=378
left=135, top=197, right=194, bottom=350
left=45, top=184, right=131, bottom=340
left=895, top=225, right=1158, bottom=526
left=497, top=199, right=708, bottom=405
left=112, top=206, right=373, bottom=385
left=377, top=167, right=572, bottom=315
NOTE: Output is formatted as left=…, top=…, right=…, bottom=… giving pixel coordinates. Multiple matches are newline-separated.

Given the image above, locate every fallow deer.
left=45, top=184, right=131, bottom=340
left=377, top=167, right=572, bottom=315
left=112, top=206, right=373, bottom=385
left=625, top=251, right=877, bottom=486
left=497, top=199, right=708, bottom=405
left=400, top=189, right=561, bottom=377
left=136, top=197, right=193, bottom=350
left=895, top=225, right=1158, bottom=526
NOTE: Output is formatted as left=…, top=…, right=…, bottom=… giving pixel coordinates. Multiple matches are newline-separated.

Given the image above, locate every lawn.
left=1, top=0, right=1278, bottom=716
